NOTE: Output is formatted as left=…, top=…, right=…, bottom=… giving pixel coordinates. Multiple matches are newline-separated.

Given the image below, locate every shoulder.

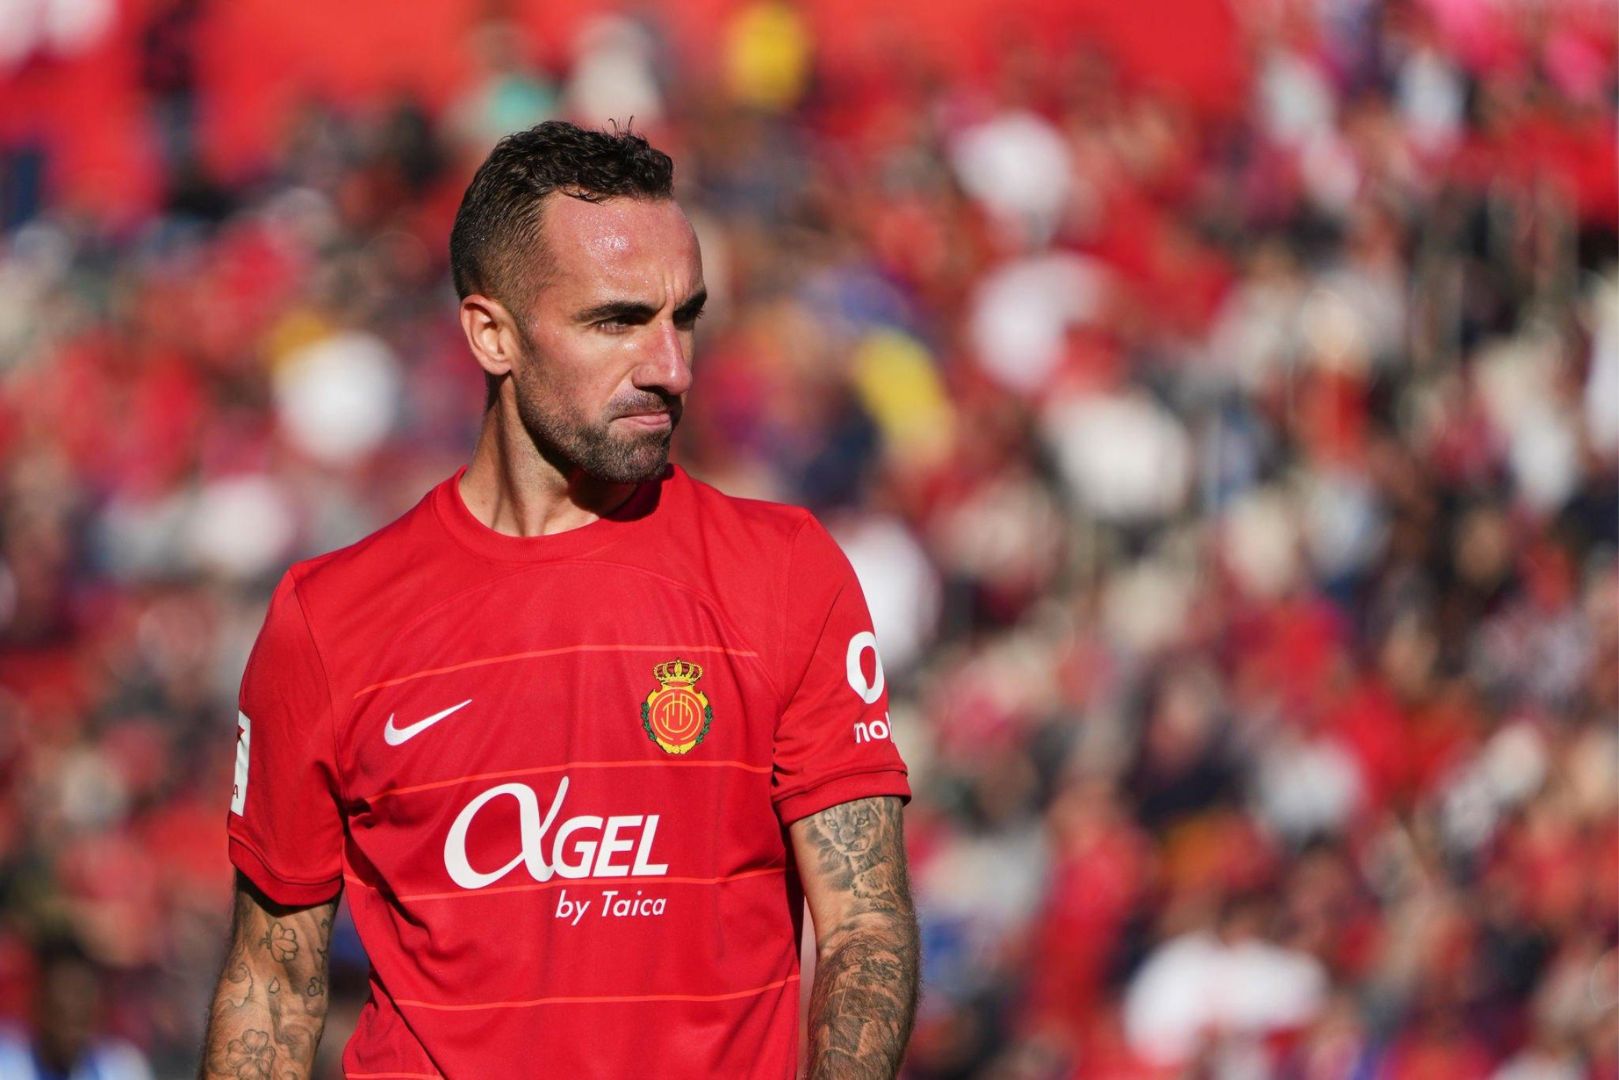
left=660, top=469, right=862, bottom=620
left=284, top=483, right=442, bottom=599
left=262, top=481, right=454, bottom=654
left=666, top=466, right=831, bottom=565
left=667, top=466, right=860, bottom=579
left=673, top=467, right=816, bottom=539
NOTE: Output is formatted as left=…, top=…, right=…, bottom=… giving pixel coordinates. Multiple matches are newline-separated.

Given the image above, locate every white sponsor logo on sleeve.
left=854, top=715, right=891, bottom=743
left=845, top=631, right=886, bottom=705
left=230, top=711, right=251, bottom=815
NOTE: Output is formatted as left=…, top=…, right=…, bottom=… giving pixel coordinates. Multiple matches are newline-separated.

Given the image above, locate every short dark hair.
left=449, top=120, right=675, bottom=307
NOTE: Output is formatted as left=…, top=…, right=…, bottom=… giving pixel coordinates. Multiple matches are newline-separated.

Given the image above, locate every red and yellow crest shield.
left=642, top=658, right=712, bottom=755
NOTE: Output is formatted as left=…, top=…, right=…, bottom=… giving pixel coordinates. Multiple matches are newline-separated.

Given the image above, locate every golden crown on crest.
left=653, top=658, right=703, bottom=685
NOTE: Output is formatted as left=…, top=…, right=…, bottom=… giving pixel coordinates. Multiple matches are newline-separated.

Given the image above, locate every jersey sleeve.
left=225, top=570, right=345, bottom=905
left=771, top=516, right=910, bottom=825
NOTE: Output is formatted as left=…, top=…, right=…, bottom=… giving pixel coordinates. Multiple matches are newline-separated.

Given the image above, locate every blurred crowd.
left=0, top=0, right=1615, bottom=1077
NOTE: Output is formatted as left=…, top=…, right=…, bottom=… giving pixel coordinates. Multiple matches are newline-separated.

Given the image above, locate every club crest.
left=642, top=658, right=712, bottom=755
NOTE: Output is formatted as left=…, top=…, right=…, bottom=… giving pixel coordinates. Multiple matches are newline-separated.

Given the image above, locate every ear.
left=459, top=294, right=523, bottom=379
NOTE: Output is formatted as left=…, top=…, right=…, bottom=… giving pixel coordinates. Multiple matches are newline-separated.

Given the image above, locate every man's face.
left=506, top=195, right=705, bottom=485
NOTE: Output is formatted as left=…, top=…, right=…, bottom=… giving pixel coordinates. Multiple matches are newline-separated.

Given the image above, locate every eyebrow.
left=674, top=289, right=708, bottom=320
left=576, top=288, right=708, bottom=325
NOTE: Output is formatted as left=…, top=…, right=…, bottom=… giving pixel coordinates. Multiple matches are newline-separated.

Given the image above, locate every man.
left=199, top=121, right=918, bottom=1078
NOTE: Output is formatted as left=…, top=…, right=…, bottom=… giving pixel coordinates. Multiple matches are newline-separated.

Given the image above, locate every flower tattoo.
left=264, top=923, right=298, bottom=964
left=226, top=1029, right=274, bottom=1079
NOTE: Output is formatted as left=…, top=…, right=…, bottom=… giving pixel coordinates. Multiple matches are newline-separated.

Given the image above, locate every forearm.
left=807, top=914, right=920, bottom=1080
left=200, top=880, right=335, bottom=1080
left=794, top=796, right=920, bottom=1080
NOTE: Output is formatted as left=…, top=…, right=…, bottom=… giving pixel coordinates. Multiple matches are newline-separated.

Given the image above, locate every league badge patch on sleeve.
left=642, top=659, right=712, bottom=755
left=231, top=710, right=251, bottom=815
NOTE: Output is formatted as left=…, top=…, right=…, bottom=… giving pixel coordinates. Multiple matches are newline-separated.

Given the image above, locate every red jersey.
left=225, top=465, right=910, bottom=1078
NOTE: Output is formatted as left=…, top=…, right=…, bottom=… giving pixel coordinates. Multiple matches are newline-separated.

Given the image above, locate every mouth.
left=613, top=401, right=680, bottom=430
left=614, top=411, right=673, bottom=430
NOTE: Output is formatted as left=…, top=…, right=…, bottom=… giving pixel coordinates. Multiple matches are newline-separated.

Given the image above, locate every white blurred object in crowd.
left=0, top=0, right=114, bottom=69
left=1491, top=1050, right=1585, bottom=1080
left=1044, top=389, right=1191, bottom=522
left=1222, top=486, right=1302, bottom=600
left=1300, top=466, right=1387, bottom=580
left=1103, top=550, right=1196, bottom=657
left=273, top=330, right=401, bottom=466
left=1313, top=252, right=1406, bottom=367
left=186, top=474, right=298, bottom=581
left=1124, top=928, right=1329, bottom=1068
left=969, top=253, right=1108, bottom=394
left=1299, top=286, right=1372, bottom=374
left=1476, top=335, right=1583, bottom=515
left=1299, top=129, right=1361, bottom=215
left=1585, top=270, right=1619, bottom=457
left=834, top=513, right=941, bottom=676
left=1509, top=405, right=1581, bottom=517
left=1257, top=48, right=1335, bottom=147
left=1253, top=727, right=1364, bottom=841
left=950, top=110, right=1074, bottom=247
left=48, top=744, right=128, bottom=833
left=1397, top=45, right=1466, bottom=153
left=1206, top=245, right=1306, bottom=391
left=565, top=15, right=663, bottom=127
left=1441, top=721, right=1550, bottom=855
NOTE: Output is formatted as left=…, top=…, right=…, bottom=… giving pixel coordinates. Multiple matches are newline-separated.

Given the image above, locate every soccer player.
left=199, top=122, right=918, bottom=1078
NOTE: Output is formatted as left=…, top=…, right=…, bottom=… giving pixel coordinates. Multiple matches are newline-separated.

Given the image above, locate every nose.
left=634, top=318, right=693, bottom=399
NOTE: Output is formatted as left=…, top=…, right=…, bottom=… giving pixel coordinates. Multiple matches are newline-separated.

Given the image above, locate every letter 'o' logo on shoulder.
left=845, top=631, right=885, bottom=705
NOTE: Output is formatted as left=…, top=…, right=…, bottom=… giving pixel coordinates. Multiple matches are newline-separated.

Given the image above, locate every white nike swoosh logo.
left=384, top=699, right=473, bottom=746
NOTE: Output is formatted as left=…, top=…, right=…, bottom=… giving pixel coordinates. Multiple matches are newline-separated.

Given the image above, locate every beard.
left=511, top=367, right=680, bottom=485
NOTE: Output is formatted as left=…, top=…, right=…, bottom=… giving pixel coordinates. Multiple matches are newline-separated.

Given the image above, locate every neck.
left=459, top=401, right=638, bottom=537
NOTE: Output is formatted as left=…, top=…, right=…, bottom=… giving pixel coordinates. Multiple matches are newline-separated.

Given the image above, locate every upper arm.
left=790, top=796, right=914, bottom=947
left=229, top=572, right=345, bottom=905
left=771, top=519, right=910, bottom=824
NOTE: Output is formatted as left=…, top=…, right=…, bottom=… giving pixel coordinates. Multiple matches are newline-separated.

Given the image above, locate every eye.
left=675, top=308, right=705, bottom=330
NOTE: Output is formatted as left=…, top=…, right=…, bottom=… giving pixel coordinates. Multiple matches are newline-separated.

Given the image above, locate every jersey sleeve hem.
left=775, top=769, right=911, bottom=827
left=229, top=834, right=342, bottom=906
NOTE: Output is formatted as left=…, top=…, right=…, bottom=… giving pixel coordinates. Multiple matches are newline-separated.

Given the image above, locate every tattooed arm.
left=791, top=796, right=920, bottom=1080
left=199, top=873, right=337, bottom=1080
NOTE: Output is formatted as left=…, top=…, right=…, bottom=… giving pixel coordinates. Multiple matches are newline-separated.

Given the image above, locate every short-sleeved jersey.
left=225, top=465, right=909, bottom=1078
